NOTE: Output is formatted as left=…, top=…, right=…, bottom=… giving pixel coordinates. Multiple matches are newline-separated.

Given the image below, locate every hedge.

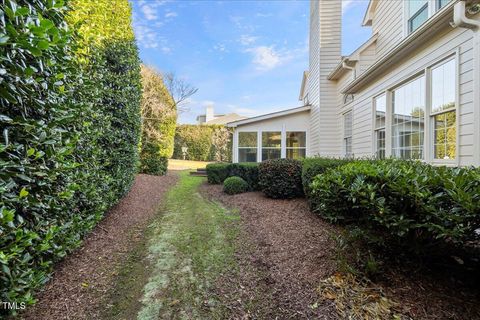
left=206, top=162, right=259, bottom=191
left=259, top=159, right=303, bottom=199
left=173, top=124, right=232, bottom=162
left=0, top=0, right=141, bottom=312
left=223, top=176, right=249, bottom=195
left=310, top=160, right=480, bottom=251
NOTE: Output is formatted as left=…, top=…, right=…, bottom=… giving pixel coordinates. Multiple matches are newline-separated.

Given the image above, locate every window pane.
left=392, top=76, right=425, bottom=159
left=433, top=111, right=456, bottom=159
left=262, top=132, right=281, bottom=148
left=431, top=59, right=455, bottom=113
left=408, top=1, right=428, bottom=33
left=375, top=129, right=385, bottom=159
left=262, top=148, right=281, bottom=160
left=286, top=132, right=306, bottom=148
left=438, top=0, right=450, bottom=9
left=238, top=148, right=257, bottom=162
left=286, top=148, right=306, bottom=159
left=239, top=132, right=257, bottom=147
left=344, top=137, right=352, bottom=157
left=344, top=111, right=353, bottom=137
left=375, top=94, right=386, bottom=129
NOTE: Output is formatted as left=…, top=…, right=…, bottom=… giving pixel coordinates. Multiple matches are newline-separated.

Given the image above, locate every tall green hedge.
left=173, top=124, right=232, bottom=162
left=0, top=0, right=141, bottom=312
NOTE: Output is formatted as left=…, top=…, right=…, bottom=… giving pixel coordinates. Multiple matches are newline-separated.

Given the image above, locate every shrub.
left=227, top=163, right=260, bottom=190
left=206, top=163, right=230, bottom=184
left=301, top=157, right=349, bottom=205
left=310, top=160, right=480, bottom=251
left=140, top=145, right=168, bottom=175
left=259, top=159, right=303, bottom=199
left=0, top=0, right=141, bottom=311
left=223, top=176, right=249, bottom=195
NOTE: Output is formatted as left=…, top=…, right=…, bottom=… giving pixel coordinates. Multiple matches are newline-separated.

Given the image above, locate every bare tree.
left=164, top=72, right=198, bottom=113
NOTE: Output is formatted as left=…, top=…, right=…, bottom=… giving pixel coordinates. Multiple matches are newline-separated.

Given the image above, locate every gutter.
left=342, top=0, right=458, bottom=94
left=452, top=1, right=480, bottom=29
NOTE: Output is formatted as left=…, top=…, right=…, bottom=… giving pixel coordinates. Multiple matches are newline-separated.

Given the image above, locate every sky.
left=131, top=0, right=371, bottom=124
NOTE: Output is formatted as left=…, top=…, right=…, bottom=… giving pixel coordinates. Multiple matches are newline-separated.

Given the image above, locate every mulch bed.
left=21, top=173, right=178, bottom=320
left=200, top=183, right=480, bottom=320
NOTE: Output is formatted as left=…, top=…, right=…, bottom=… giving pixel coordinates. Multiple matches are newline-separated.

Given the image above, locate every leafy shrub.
left=140, top=145, right=168, bottom=175
left=206, top=162, right=259, bottom=190
left=259, top=159, right=303, bottom=199
left=206, top=163, right=230, bottom=184
left=223, top=176, right=249, bottom=195
left=310, top=160, right=480, bottom=251
left=0, top=0, right=141, bottom=311
left=301, top=157, right=349, bottom=206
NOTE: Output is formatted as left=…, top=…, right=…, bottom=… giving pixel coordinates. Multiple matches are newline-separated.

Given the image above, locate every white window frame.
left=403, top=0, right=452, bottom=36
left=286, top=131, right=307, bottom=159
left=373, top=93, right=387, bottom=159
left=237, top=131, right=258, bottom=163
left=261, top=131, right=282, bottom=161
left=343, top=110, right=353, bottom=158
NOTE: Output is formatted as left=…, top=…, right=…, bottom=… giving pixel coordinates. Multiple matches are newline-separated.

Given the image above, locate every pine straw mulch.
left=20, top=173, right=178, bottom=320
left=200, top=183, right=480, bottom=320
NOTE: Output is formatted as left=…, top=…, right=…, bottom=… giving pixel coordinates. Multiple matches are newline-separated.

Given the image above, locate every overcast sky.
left=131, top=0, right=371, bottom=124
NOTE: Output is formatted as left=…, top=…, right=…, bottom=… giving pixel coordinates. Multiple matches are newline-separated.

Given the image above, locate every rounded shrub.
left=223, top=176, right=249, bottom=195
left=259, top=159, right=304, bottom=199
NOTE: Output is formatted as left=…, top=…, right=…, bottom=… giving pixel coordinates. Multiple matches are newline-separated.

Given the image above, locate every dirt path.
left=21, top=173, right=178, bottom=320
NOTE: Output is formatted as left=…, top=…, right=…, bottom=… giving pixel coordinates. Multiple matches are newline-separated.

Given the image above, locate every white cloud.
left=239, top=35, right=258, bottom=46
left=134, top=23, right=172, bottom=52
left=227, top=105, right=258, bottom=116
left=213, top=43, right=227, bottom=52
left=165, top=11, right=178, bottom=18
left=245, top=46, right=285, bottom=71
left=342, top=0, right=366, bottom=14
left=141, top=5, right=158, bottom=20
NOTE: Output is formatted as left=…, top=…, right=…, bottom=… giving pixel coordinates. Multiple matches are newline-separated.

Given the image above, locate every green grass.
left=105, top=171, right=240, bottom=320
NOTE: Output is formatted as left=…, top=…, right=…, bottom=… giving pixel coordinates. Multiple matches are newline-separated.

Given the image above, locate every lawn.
left=168, top=159, right=212, bottom=171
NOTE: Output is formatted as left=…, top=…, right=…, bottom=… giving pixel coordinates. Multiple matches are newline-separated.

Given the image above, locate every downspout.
left=451, top=1, right=480, bottom=165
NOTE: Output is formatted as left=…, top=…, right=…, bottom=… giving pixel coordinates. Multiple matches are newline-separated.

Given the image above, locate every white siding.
left=372, top=0, right=404, bottom=59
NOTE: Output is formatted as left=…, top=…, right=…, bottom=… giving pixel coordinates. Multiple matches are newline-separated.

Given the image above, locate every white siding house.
left=229, top=0, right=480, bottom=167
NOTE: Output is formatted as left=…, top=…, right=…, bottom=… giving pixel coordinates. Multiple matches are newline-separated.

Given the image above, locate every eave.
left=227, top=106, right=311, bottom=128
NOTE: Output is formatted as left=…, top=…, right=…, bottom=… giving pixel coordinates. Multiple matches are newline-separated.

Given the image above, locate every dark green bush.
left=310, top=160, right=480, bottom=250
left=259, top=159, right=303, bottom=199
left=206, top=163, right=230, bottom=184
left=301, top=157, right=349, bottom=205
left=140, top=146, right=168, bottom=176
left=0, top=0, right=141, bottom=312
left=223, top=176, right=249, bottom=195
left=227, top=163, right=260, bottom=190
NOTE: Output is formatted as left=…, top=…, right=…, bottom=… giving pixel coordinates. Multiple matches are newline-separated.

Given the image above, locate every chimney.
left=205, top=104, right=214, bottom=122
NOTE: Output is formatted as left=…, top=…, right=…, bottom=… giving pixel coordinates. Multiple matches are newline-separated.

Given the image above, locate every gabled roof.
left=362, top=0, right=378, bottom=26
left=204, top=113, right=247, bottom=125
left=298, top=71, right=309, bottom=101
left=227, top=105, right=311, bottom=127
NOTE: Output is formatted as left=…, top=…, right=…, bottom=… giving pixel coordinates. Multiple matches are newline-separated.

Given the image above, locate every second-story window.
left=408, top=0, right=429, bottom=33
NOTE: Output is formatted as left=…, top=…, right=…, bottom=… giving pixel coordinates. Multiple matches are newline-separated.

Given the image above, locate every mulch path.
left=200, top=184, right=339, bottom=319
left=21, top=173, right=178, bottom=320
left=200, top=183, right=480, bottom=320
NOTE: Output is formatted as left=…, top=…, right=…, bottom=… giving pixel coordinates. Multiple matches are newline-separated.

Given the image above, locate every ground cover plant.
left=0, top=0, right=141, bottom=312
left=223, top=176, right=249, bottom=195
left=259, top=158, right=303, bottom=199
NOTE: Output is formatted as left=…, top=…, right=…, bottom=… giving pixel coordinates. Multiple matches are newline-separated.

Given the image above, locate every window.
left=343, top=111, right=353, bottom=157
left=261, top=131, right=281, bottom=160
left=408, top=0, right=429, bottom=33
left=286, top=132, right=306, bottom=159
left=431, top=58, right=456, bottom=160
left=374, top=94, right=386, bottom=159
left=392, top=76, right=425, bottom=159
left=437, top=0, right=450, bottom=10
left=238, top=132, right=257, bottom=162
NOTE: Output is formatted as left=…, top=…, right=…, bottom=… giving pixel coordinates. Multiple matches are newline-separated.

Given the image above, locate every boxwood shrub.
left=206, top=163, right=230, bottom=184
left=309, top=160, right=480, bottom=251
left=223, top=176, right=249, bottom=195
left=206, top=162, right=259, bottom=190
left=259, top=159, right=303, bottom=199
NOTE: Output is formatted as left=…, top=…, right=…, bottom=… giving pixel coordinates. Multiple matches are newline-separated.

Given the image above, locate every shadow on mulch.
left=20, top=173, right=178, bottom=320
left=200, top=183, right=480, bottom=320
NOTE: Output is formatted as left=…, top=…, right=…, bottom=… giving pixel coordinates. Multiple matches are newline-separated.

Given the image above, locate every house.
left=196, top=104, right=247, bottom=125
left=228, top=0, right=480, bottom=166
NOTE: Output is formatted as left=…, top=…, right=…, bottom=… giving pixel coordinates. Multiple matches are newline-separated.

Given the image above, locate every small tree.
left=140, top=65, right=177, bottom=174
left=164, top=72, right=198, bottom=113
left=212, top=127, right=232, bottom=162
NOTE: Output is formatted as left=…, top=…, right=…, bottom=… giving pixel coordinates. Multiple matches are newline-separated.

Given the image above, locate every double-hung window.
left=430, top=58, right=456, bottom=160
left=286, top=132, right=306, bottom=159
left=343, top=111, right=353, bottom=158
left=261, top=132, right=281, bottom=160
left=238, top=132, right=257, bottom=162
left=392, top=76, right=425, bottom=160
left=408, top=0, right=429, bottom=33
left=374, top=94, right=386, bottom=159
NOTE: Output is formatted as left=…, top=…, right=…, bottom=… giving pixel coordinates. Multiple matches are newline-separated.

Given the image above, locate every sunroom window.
left=408, top=0, right=429, bottom=33
left=238, top=132, right=257, bottom=162
left=261, top=132, right=281, bottom=160
left=431, top=58, right=456, bottom=160
left=286, top=132, right=306, bottom=159
left=374, top=94, right=386, bottom=159
left=392, top=76, right=425, bottom=159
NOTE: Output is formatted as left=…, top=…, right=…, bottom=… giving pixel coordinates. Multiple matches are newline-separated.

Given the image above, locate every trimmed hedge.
left=259, top=159, right=303, bottom=199
left=140, top=144, right=168, bottom=176
left=223, top=176, right=249, bottom=195
left=0, top=0, right=141, bottom=311
left=310, top=160, right=480, bottom=250
left=206, top=162, right=259, bottom=190
left=301, top=157, right=349, bottom=203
